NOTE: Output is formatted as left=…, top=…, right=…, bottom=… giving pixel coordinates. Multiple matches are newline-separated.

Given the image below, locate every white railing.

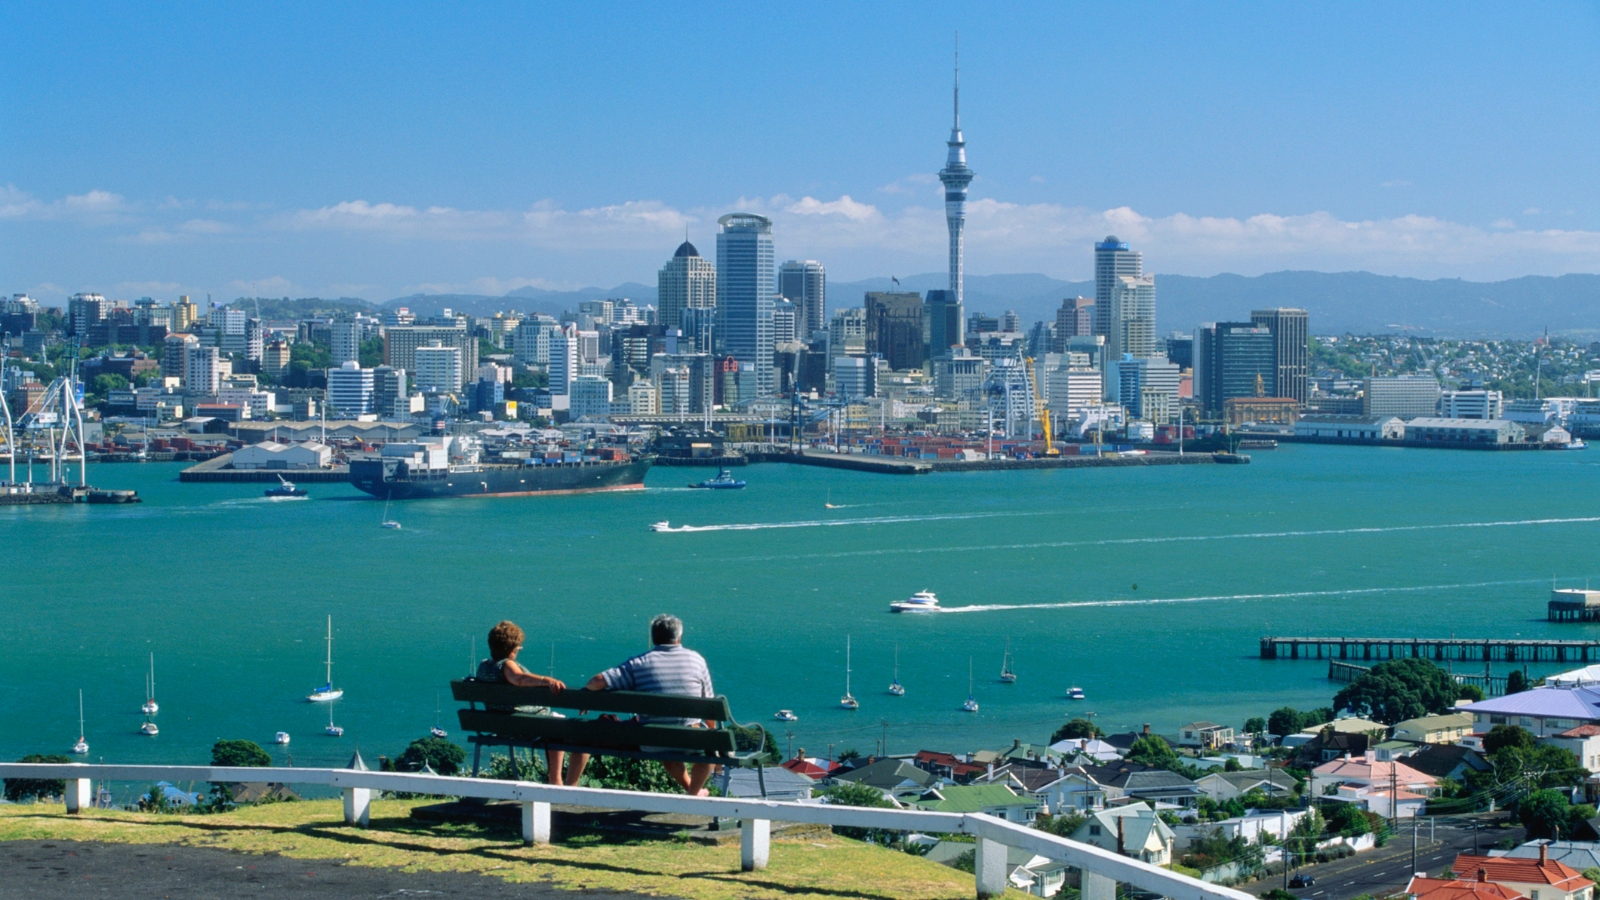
left=0, top=762, right=1253, bottom=900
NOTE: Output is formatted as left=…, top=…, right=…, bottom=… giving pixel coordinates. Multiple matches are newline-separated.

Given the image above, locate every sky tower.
left=938, top=41, right=973, bottom=309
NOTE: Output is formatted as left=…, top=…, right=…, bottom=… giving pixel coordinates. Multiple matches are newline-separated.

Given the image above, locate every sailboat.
left=141, top=653, right=159, bottom=714
left=307, top=616, right=343, bottom=702
left=840, top=636, right=859, bottom=709
left=71, top=690, right=89, bottom=755
left=888, top=642, right=905, bottom=696
left=431, top=691, right=448, bottom=738
left=825, top=488, right=840, bottom=510
left=380, top=494, right=401, bottom=529
left=961, top=658, right=979, bottom=712
left=324, top=700, right=344, bottom=737
left=1000, top=638, right=1017, bottom=684
left=139, top=670, right=159, bottom=735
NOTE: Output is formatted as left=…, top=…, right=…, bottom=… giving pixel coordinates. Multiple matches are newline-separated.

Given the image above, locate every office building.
left=1109, top=274, right=1157, bottom=361
left=413, top=344, right=463, bottom=393
left=938, top=58, right=974, bottom=307
left=658, top=241, right=716, bottom=330
left=778, top=259, right=826, bottom=341
left=1165, top=333, right=1194, bottom=370
left=548, top=324, right=577, bottom=395
left=773, top=300, right=798, bottom=345
left=1195, top=322, right=1276, bottom=415
left=570, top=376, right=614, bottom=420
left=1047, top=367, right=1104, bottom=422
left=512, top=314, right=560, bottom=366
left=172, top=296, right=198, bottom=333
left=834, top=355, right=877, bottom=399
left=1056, top=297, right=1094, bottom=346
left=1441, top=389, right=1504, bottom=420
left=1108, top=356, right=1180, bottom=423
left=1250, top=308, right=1310, bottom=404
left=262, top=340, right=291, bottom=379
left=164, top=333, right=198, bottom=381
left=679, top=306, right=715, bottom=355
left=925, top=289, right=964, bottom=359
left=184, top=345, right=221, bottom=395
left=935, top=353, right=987, bottom=401
left=331, top=319, right=361, bottom=366
left=716, top=212, right=776, bottom=395
left=326, top=361, right=376, bottom=415
left=829, top=307, right=868, bottom=367
left=1364, top=376, right=1442, bottom=419
left=68, top=293, right=110, bottom=336
left=372, top=366, right=408, bottom=418
left=384, top=325, right=476, bottom=389
left=1094, top=237, right=1142, bottom=338
left=865, top=291, right=925, bottom=372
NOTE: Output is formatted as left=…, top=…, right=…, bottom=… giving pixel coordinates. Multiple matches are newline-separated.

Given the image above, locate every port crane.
left=1023, top=358, right=1059, bottom=456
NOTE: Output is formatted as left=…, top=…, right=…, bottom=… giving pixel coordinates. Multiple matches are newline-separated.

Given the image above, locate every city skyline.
left=4, top=3, right=1600, bottom=301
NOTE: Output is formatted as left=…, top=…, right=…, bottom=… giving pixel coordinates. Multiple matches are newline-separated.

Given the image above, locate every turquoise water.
left=3, top=445, right=1599, bottom=771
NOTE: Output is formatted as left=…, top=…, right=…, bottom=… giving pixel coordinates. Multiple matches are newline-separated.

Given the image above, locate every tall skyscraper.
left=938, top=52, right=973, bottom=309
left=715, top=213, right=775, bottom=396
left=658, top=239, right=716, bottom=331
left=924, top=289, right=963, bottom=359
left=1055, top=297, right=1094, bottom=346
left=1094, top=237, right=1142, bottom=338
left=1194, top=322, right=1275, bottom=415
left=778, top=260, right=826, bottom=341
left=1250, top=308, right=1310, bottom=404
left=331, top=319, right=361, bottom=366
left=864, top=291, right=926, bottom=372
left=1109, top=274, right=1157, bottom=361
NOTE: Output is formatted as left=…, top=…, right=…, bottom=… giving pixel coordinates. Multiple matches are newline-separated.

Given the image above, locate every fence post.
left=523, top=801, right=550, bottom=846
left=64, top=778, right=90, bottom=814
left=1082, top=869, right=1117, bottom=900
left=342, top=787, right=371, bottom=826
left=974, top=836, right=1008, bottom=898
left=741, top=818, right=770, bottom=871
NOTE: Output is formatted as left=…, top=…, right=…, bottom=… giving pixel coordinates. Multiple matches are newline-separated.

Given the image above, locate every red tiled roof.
left=1407, top=876, right=1525, bottom=900
left=1454, top=854, right=1594, bottom=891
left=1558, top=725, right=1600, bottom=738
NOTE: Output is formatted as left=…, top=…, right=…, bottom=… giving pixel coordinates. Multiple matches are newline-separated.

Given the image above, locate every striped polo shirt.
left=599, top=644, right=714, bottom=725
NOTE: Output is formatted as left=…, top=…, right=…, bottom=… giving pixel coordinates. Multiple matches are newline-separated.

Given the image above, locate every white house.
left=1069, top=802, right=1175, bottom=865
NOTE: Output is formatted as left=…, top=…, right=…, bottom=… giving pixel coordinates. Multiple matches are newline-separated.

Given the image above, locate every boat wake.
left=935, top=577, right=1575, bottom=614
left=652, top=510, right=1053, bottom=533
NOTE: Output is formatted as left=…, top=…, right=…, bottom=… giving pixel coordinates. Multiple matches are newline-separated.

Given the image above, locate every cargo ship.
left=348, top=435, right=653, bottom=500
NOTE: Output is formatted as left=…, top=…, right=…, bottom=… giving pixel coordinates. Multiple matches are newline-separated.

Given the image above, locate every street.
left=1249, top=817, right=1522, bottom=900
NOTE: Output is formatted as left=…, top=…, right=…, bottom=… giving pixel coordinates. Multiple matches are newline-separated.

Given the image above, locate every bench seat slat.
left=451, top=679, right=730, bottom=721
left=457, top=709, right=737, bottom=754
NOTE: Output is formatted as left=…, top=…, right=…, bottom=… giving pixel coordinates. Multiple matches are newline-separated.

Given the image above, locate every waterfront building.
left=938, top=57, right=973, bottom=308
left=834, top=355, right=877, bottom=399
left=934, top=352, right=987, bottom=401
left=1194, top=322, right=1276, bottom=416
left=1250, top=308, right=1310, bottom=404
left=1294, top=414, right=1405, bottom=440
left=385, top=325, right=476, bottom=389
left=1363, top=375, right=1441, bottom=419
left=1094, top=237, right=1141, bottom=338
left=1108, top=274, right=1157, bottom=362
left=778, top=259, right=825, bottom=341
left=658, top=240, right=716, bottom=330
left=629, top=378, right=660, bottom=415
left=865, top=291, right=925, bottom=372
left=372, top=366, right=409, bottom=418
left=413, top=343, right=462, bottom=393
left=1405, top=417, right=1525, bottom=444
left=1503, top=398, right=1560, bottom=426
left=1441, top=389, right=1504, bottom=420
left=716, top=212, right=776, bottom=395
left=925, top=289, right=963, bottom=360
left=326, top=360, right=375, bottom=415
left=1108, top=356, right=1179, bottom=423
left=1047, top=367, right=1103, bottom=422
left=1224, top=396, right=1299, bottom=427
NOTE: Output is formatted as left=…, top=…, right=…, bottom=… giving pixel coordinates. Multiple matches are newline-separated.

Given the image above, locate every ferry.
left=689, top=468, right=746, bottom=489
left=891, top=590, right=941, bottom=613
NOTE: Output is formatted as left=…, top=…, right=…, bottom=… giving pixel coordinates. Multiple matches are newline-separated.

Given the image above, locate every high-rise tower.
left=938, top=45, right=973, bottom=309
left=716, top=213, right=776, bottom=396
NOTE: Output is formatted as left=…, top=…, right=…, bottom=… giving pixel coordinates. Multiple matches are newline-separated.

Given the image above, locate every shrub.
left=820, top=782, right=898, bottom=844
left=4, top=754, right=73, bottom=802
left=394, top=737, right=466, bottom=776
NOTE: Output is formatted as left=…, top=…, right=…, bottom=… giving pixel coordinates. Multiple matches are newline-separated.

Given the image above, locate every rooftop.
left=1454, top=853, right=1593, bottom=890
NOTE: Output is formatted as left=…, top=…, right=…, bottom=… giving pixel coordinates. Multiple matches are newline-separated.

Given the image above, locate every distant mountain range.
left=358, top=271, right=1600, bottom=338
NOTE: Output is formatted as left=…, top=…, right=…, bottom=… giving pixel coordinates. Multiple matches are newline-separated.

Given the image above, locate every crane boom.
left=1023, top=358, right=1059, bottom=456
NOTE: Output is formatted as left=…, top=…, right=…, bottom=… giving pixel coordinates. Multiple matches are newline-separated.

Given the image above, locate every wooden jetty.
left=1263, top=635, right=1600, bottom=664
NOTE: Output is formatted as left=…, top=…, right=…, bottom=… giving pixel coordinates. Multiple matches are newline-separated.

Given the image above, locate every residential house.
left=1103, top=725, right=1157, bottom=754
left=1047, top=738, right=1123, bottom=763
left=1506, top=842, right=1600, bottom=874
left=1178, top=722, right=1235, bottom=751
left=829, top=758, right=937, bottom=793
left=1070, top=761, right=1203, bottom=808
left=1334, top=783, right=1429, bottom=819
left=1069, top=802, right=1176, bottom=865
left=1462, top=688, right=1600, bottom=739
left=1393, top=712, right=1475, bottom=745
left=1294, top=731, right=1377, bottom=767
left=1195, top=768, right=1298, bottom=802
left=911, top=784, right=1041, bottom=824
left=1404, top=744, right=1492, bottom=782
left=1547, top=726, right=1600, bottom=772
left=925, top=842, right=1070, bottom=898
left=781, top=752, right=838, bottom=781
left=1310, top=751, right=1438, bottom=819
left=973, top=763, right=1085, bottom=815
left=1407, top=873, right=1528, bottom=900
left=913, top=750, right=986, bottom=783
left=714, top=766, right=813, bottom=801
left=1454, top=848, right=1596, bottom=900
left=971, top=740, right=1065, bottom=768
left=1174, top=809, right=1310, bottom=851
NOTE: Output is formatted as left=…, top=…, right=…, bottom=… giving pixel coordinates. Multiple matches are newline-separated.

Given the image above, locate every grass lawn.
left=0, top=799, right=1026, bottom=899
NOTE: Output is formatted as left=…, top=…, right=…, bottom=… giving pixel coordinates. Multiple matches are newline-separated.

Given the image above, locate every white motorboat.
left=274, top=731, right=291, bottom=745
left=142, top=653, right=159, bottom=715
left=71, top=689, right=89, bottom=755
left=961, top=658, right=979, bottom=712
left=888, top=642, right=905, bottom=696
left=1567, top=439, right=1587, bottom=450
left=773, top=709, right=799, bottom=722
left=1067, top=686, right=1086, bottom=700
left=307, top=615, right=344, bottom=702
left=840, top=636, right=859, bottom=709
left=650, top=520, right=673, bottom=532
left=890, top=590, right=941, bottom=613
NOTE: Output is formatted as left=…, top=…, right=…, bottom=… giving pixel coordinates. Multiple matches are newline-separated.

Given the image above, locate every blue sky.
left=3, top=1, right=1599, bottom=302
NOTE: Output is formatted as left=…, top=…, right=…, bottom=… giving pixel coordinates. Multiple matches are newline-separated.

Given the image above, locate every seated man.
left=584, top=614, right=718, bottom=795
left=476, top=620, right=588, bottom=787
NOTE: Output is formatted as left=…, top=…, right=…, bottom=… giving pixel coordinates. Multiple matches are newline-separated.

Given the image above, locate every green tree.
left=211, top=739, right=272, bottom=768
left=4, top=754, right=73, bottom=802
left=1034, top=811, right=1087, bottom=837
left=1051, top=718, right=1105, bottom=743
left=1268, top=706, right=1332, bottom=737
left=1323, top=802, right=1371, bottom=837
left=1282, top=807, right=1326, bottom=867
left=731, top=723, right=781, bottom=765
left=820, top=782, right=898, bottom=843
left=1458, top=684, right=1486, bottom=703
left=1505, top=671, right=1530, bottom=695
left=581, top=757, right=683, bottom=793
left=1244, top=717, right=1267, bottom=739
left=1483, top=725, right=1535, bottom=755
left=1332, top=659, right=1470, bottom=725
left=511, top=369, right=547, bottom=390
left=837, top=748, right=861, bottom=761
left=395, top=736, right=466, bottom=776
left=1126, top=735, right=1180, bottom=768
left=1183, top=828, right=1264, bottom=871
left=1467, top=744, right=1584, bottom=798
left=1519, top=789, right=1596, bottom=840
left=359, top=336, right=384, bottom=368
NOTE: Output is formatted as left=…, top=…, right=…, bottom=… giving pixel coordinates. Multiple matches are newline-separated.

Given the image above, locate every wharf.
left=745, top=449, right=1234, bottom=474
left=1264, top=635, right=1600, bottom=664
left=0, top=485, right=141, bottom=505
left=179, top=453, right=352, bottom=483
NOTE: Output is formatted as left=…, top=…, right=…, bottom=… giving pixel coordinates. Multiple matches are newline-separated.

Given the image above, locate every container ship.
left=348, top=435, right=653, bottom=500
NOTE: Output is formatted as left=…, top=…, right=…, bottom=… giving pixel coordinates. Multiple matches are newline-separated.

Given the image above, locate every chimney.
left=1117, top=814, right=1126, bottom=855
left=1478, top=869, right=1488, bottom=883
left=795, top=747, right=805, bottom=762
left=1365, top=749, right=1377, bottom=764
left=1143, top=724, right=1151, bottom=735
left=1541, top=842, right=1549, bottom=865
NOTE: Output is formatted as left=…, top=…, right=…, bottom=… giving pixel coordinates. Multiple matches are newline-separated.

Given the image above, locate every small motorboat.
left=274, top=731, right=291, bottom=745
left=1567, top=439, right=1588, bottom=450
left=264, top=476, right=309, bottom=499
left=891, top=590, right=941, bottom=613
left=773, top=709, right=799, bottom=722
left=650, top=521, right=675, bottom=532
left=1067, top=686, right=1086, bottom=700
left=689, top=468, right=746, bottom=489
left=140, top=720, right=159, bottom=736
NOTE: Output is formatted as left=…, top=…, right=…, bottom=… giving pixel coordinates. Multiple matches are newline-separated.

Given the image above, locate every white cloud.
left=0, top=186, right=132, bottom=223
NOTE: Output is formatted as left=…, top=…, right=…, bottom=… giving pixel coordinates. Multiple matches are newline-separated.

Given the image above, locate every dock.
left=1264, top=635, right=1600, bottom=664
left=743, top=449, right=1236, bottom=475
left=1549, top=589, right=1600, bottom=623
left=178, top=453, right=352, bottom=483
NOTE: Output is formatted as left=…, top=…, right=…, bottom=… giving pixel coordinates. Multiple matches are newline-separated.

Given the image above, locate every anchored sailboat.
left=888, top=642, right=905, bottom=696
left=431, top=691, right=448, bottom=738
left=961, top=658, right=979, bottom=712
left=142, top=653, right=159, bottom=714
left=324, top=700, right=344, bottom=737
left=307, top=616, right=343, bottom=702
left=840, top=636, right=859, bottom=709
left=71, top=690, right=89, bottom=755
left=1000, top=638, right=1016, bottom=684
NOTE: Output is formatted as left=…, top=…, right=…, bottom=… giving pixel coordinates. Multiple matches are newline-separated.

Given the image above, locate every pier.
left=178, top=453, right=353, bottom=483
left=1328, top=660, right=1508, bottom=696
left=1263, top=635, right=1600, bottom=664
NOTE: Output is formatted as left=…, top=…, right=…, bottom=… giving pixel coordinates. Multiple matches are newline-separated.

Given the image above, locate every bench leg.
left=65, top=778, right=90, bottom=814
left=741, top=818, right=769, bottom=871
left=343, top=786, right=371, bottom=827
left=523, top=801, right=550, bottom=846
left=471, top=741, right=484, bottom=777
left=974, top=837, right=1008, bottom=899
left=756, top=764, right=767, bottom=799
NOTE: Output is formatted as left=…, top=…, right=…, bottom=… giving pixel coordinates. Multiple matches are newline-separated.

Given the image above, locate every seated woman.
left=477, top=620, right=588, bottom=786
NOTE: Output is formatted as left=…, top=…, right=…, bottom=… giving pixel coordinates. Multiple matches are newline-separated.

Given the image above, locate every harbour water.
left=3, top=444, right=1598, bottom=770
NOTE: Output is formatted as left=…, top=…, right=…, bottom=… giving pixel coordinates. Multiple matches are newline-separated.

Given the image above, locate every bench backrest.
left=450, top=679, right=733, bottom=723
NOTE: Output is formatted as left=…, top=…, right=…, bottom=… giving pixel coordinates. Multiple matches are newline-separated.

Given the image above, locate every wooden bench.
left=450, top=679, right=770, bottom=796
